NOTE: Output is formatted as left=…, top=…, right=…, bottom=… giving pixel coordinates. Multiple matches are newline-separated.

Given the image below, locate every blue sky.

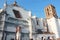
left=0, top=0, right=60, bottom=18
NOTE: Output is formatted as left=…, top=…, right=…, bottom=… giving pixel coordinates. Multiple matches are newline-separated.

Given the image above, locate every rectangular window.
left=36, top=18, right=39, bottom=25
left=13, top=10, right=22, bottom=18
left=37, top=20, right=39, bottom=25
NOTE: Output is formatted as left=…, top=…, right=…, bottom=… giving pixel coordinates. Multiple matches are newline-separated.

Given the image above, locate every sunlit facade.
left=0, top=1, right=59, bottom=40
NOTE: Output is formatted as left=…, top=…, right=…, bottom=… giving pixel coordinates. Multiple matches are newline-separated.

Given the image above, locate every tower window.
left=13, top=10, right=22, bottom=18
left=48, top=12, right=50, bottom=15
left=47, top=8, right=48, bottom=11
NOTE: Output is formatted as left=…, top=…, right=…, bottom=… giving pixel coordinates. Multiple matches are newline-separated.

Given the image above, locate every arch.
left=13, top=9, right=22, bottom=18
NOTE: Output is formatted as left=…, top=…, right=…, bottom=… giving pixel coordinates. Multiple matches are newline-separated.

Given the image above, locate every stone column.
left=28, top=11, right=33, bottom=40
left=16, top=26, right=21, bottom=40
left=2, top=14, right=6, bottom=40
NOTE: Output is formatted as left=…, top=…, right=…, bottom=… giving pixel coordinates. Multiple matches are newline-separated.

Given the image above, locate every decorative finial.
left=13, top=0, right=17, bottom=6
left=4, top=0, right=7, bottom=7
left=4, top=0, right=7, bottom=10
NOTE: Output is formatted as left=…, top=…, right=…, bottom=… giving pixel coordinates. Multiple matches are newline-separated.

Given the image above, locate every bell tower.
left=44, top=4, right=58, bottom=19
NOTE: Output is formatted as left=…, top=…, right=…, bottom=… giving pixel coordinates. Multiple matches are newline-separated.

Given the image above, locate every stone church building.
left=0, top=1, right=60, bottom=40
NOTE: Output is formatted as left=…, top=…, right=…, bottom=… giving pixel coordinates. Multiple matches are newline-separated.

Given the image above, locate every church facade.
left=0, top=1, right=60, bottom=40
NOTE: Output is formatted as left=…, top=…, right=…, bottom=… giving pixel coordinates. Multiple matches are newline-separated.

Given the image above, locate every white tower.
left=44, top=4, right=59, bottom=39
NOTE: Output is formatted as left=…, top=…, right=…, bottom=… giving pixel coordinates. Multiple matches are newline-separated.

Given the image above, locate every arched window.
left=41, top=37, right=44, bottom=40
left=36, top=18, right=39, bottom=25
left=13, top=10, right=22, bottom=18
left=30, top=39, right=33, bottom=40
left=47, top=36, right=50, bottom=40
